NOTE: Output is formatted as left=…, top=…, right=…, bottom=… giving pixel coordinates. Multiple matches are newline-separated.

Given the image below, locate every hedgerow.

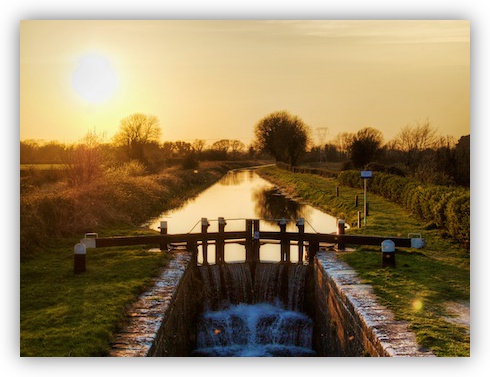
left=337, top=170, right=470, bottom=249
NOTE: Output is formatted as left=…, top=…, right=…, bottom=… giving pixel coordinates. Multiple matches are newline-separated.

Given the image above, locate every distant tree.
left=65, top=130, right=108, bottom=186
left=253, top=110, right=311, bottom=166
left=113, top=113, right=161, bottom=163
left=413, top=135, right=457, bottom=185
left=332, top=132, right=355, bottom=160
left=212, top=139, right=231, bottom=153
left=454, top=135, right=470, bottom=187
left=210, top=139, right=231, bottom=159
left=192, top=139, right=206, bottom=153
left=348, top=127, right=384, bottom=168
left=392, top=120, right=438, bottom=171
left=230, top=140, right=245, bottom=155
left=174, top=141, right=192, bottom=156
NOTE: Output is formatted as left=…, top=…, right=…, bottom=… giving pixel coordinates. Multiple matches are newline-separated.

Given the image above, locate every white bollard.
left=74, top=243, right=86, bottom=273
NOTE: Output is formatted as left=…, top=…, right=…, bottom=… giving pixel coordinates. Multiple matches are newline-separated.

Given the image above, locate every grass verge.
left=20, top=231, right=170, bottom=356
left=257, top=165, right=470, bottom=357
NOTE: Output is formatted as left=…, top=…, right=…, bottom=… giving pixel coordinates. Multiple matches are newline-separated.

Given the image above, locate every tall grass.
left=20, top=161, right=255, bottom=258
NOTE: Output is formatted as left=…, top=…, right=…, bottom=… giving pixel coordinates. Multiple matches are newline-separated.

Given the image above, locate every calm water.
left=147, top=168, right=339, bottom=263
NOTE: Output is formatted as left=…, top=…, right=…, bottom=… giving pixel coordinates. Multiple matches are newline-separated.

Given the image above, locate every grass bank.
left=257, top=165, right=470, bottom=357
left=20, top=161, right=263, bottom=356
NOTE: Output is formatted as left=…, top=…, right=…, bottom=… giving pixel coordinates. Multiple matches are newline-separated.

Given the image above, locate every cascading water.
left=193, top=262, right=316, bottom=357
left=193, top=303, right=315, bottom=357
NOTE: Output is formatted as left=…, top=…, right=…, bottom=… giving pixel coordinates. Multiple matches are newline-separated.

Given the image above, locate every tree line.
left=20, top=111, right=470, bottom=188
left=253, top=111, right=469, bottom=187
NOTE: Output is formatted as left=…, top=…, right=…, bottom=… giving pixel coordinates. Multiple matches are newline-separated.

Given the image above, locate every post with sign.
left=360, top=170, right=372, bottom=226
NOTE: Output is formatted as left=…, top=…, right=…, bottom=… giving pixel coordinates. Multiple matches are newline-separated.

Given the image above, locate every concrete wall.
left=312, top=251, right=434, bottom=357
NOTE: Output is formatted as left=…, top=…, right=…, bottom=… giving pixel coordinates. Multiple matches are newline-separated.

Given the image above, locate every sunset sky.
left=20, top=20, right=470, bottom=146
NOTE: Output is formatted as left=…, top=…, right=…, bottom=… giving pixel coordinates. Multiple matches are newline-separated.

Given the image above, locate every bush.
left=19, top=163, right=229, bottom=259
left=337, top=170, right=470, bottom=249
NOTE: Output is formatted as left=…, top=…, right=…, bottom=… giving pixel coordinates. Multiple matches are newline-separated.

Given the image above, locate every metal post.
left=217, top=217, right=226, bottom=264
left=159, top=221, right=168, bottom=252
left=337, top=219, right=345, bottom=251
left=201, top=218, right=209, bottom=265
left=296, top=218, right=305, bottom=263
left=336, top=186, right=339, bottom=197
left=363, top=178, right=368, bottom=226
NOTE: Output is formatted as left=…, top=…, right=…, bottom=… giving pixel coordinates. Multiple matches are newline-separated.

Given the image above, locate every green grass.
left=257, top=166, right=470, bottom=356
left=20, top=231, right=170, bottom=357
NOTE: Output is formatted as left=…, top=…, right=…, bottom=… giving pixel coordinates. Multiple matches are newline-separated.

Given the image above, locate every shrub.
left=337, top=170, right=470, bottom=249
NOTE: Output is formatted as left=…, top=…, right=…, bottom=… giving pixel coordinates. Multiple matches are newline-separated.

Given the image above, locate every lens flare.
left=412, top=299, right=423, bottom=311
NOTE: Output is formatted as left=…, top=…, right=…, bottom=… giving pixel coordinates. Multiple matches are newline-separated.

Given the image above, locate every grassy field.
left=20, top=230, right=170, bottom=356
left=256, top=165, right=470, bottom=357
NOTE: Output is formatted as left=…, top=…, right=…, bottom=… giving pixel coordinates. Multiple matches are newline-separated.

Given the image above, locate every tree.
left=348, top=127, right=384, bottom=168
left=113, top=113, right=162, bottom=163
left=65, top=130, right=108, bottom=186
left=253, top=110, right=311, bottom=166
left=392, top=120, right=438, bottom=171
left=332, top=132, right=355, bottom=160
left=192, top=139, right=206, bottom=153
left=230, top=140, right=245, bottom=156
left=454, top=135, right=470, bottom=187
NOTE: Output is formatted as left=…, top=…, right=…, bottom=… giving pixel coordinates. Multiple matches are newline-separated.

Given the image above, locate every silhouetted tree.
left=253, top=110, right=311, bottom=166
left=348, top=127, right=384, bottom=168
left=65, top=130, right=108, bottom=186
left=392, top=120, right=438, bottom=171
left=112, top=113, right=161, bottom=164
left=454, top=135, right=470, bottom=187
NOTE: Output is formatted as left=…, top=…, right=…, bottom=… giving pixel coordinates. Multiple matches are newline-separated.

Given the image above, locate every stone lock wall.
left=110, top=251, right=202, bottom=357
left=312, top=251, right=434, bottom=357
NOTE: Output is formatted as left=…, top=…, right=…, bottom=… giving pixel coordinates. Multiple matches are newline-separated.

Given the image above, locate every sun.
left=72, top=54, right=118, bottom=104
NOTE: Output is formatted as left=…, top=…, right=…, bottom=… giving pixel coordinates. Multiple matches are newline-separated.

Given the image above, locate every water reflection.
left=252, top=187, right=311, bottom=227
left=218, top=169, right=248, bottom=186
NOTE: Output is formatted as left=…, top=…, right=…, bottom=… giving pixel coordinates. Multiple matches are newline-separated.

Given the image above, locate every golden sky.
left=20, top=20, right=470, bottom=145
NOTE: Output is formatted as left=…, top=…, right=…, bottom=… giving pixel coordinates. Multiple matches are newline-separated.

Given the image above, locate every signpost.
left=360, top=170, right=372, bottom=226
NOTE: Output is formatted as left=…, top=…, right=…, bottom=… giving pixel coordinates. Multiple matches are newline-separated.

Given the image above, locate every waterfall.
left=194, top=262, right=315, bottom=357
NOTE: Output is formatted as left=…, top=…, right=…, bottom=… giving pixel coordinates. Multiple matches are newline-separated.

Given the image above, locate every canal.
left=147, top=167, right=340, bottom=264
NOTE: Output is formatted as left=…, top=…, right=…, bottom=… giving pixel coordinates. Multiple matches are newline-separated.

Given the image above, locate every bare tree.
left=230, top=140, right=245, bottom=155
left=332, top=132, right=355, bottom=160
left=392, top=120, right=438, bottom=170
left=113, top=113, right=161, bottom=163
left=212, top=139, right=231, bottom=153
left=65, top=130, right=108, bottom=186
left=192, top=139, right=206, bottom=153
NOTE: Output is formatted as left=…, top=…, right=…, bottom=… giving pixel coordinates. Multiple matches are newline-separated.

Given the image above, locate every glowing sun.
left=72, top=54, right=117, bottom=103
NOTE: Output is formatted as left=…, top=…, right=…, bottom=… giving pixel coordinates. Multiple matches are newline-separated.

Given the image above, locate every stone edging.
left=315, top=251, right=435, bottom=357
left=109, top=251, right=192, bottom=357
